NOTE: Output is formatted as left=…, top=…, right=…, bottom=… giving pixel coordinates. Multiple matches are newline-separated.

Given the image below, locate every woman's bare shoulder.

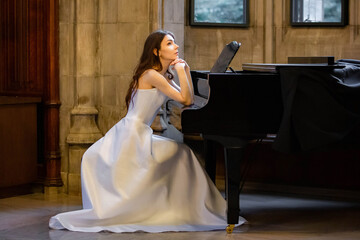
left=139, top=69, right=167, bottom=89
left=141, top=69, right=161, bottom=79
left=141, top=69, right=168, bottom=85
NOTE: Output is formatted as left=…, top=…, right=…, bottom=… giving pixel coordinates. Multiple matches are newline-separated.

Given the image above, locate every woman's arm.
left=171, top=60, right=194, bottom=105
left=168, top=62, right=194, bottom=104
left=184, top=62, right=194, bottom=103
left=140, top=64, right=193, bottom=106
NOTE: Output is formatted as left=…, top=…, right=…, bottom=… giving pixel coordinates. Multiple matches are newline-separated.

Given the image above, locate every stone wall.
left=58, top=0, right=359, bottom=195
left=59, top=0, right=185, bottom=194
left=185, top=0, right=360, bottom=71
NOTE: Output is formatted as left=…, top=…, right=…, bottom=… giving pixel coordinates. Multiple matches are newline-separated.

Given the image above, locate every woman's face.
left=157, top=34, right=179, bottom=62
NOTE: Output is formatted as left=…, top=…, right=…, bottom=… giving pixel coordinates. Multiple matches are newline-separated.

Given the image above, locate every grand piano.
left=181, top=70, right=282, bottom=232
left=180, top=59, right=360, bottom=232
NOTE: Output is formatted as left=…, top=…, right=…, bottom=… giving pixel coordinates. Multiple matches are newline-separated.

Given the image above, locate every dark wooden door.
left=0, top=0, right=61, bottom=192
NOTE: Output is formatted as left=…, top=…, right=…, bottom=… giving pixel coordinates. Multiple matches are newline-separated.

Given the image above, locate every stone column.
left=163, top=0, right=185, bottom=58
left=65, top=0, right=102, bottom=195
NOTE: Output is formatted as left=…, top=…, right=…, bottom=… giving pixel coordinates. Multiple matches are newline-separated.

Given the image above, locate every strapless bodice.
left=125, top=88, right=167, bottom=126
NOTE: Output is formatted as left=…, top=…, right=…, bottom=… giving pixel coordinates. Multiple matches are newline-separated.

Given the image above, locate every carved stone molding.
left=66, top=107, right=103, bottom=144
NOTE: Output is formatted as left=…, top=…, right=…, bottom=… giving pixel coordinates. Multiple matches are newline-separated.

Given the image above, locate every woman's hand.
left=170, top=58, right=188, bottom=71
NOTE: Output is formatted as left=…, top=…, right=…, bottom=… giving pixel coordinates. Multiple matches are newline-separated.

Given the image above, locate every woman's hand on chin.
left=170, top=58, right=187, bottom=71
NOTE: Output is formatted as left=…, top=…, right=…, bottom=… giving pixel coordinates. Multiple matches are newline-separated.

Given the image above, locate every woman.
left=49, top=30, right=245, bottom=233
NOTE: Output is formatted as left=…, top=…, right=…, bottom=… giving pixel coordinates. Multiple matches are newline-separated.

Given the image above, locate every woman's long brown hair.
left=125, top=30, right=175, bottom=110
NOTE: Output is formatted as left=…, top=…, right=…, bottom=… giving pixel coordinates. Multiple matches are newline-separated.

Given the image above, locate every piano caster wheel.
left=226, top=224, right=235, bottom=234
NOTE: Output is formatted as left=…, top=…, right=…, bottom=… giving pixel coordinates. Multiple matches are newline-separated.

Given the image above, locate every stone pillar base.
left=65, top=107, right=103, bottom=195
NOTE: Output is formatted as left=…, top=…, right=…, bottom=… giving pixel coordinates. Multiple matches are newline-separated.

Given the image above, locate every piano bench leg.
left=226, top=224, right=235, bottom=234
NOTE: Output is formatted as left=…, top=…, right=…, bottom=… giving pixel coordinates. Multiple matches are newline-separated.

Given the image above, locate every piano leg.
left=224, top=146, right=244, bottom=224
left=203, top=135, right=247, bottom=232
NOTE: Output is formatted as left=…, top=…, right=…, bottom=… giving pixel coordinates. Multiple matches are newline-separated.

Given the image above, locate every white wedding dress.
left=49, top=88, right=246, bottom=233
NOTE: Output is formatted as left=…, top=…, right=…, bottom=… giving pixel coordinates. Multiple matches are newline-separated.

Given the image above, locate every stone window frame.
left=189, top=0, right=249, bottom=27
left=290, top=0, right=348, bottom=27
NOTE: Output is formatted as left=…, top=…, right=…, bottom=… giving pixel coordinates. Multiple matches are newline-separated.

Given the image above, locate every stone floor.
left=0, top=190, right=360, bottom=240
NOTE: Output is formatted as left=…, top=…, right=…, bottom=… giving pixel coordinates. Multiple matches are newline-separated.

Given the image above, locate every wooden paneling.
left=242, top=140, right=360, bottom=191
left=0, top=0, right=62, bottom=189
left=0, top=97, right=40, bottom=188
left=0, top=0, right=45, bottom=96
